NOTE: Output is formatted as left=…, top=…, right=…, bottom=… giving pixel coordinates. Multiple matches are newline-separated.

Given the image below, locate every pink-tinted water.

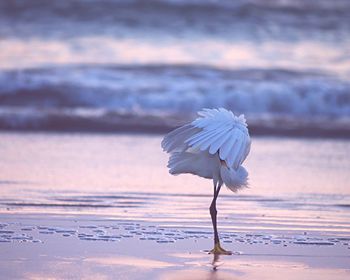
left=0, top=132, right=349, bottom=236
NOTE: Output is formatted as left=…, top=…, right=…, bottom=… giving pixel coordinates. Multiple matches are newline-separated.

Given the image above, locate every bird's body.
left=161, top=108, right=251, bottom=254
left=162, top=108, right=251, bottom=192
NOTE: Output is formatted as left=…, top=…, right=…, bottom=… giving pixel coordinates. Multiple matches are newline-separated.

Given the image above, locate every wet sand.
left=1, top=213, right=349, bottom=280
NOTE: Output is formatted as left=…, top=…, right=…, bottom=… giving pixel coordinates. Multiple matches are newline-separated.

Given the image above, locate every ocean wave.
left=1, top=0, right=349, bottom=41
left=0, top=65, right=349, bottom=136
left=1, top=65, right=349, bottom=115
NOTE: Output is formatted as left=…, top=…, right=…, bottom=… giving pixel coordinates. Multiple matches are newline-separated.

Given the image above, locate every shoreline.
left=1, top=124, right=350, bottom=139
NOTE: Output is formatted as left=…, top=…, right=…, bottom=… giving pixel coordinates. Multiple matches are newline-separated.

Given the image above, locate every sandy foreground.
left=1, top=213, right=349, bottom=280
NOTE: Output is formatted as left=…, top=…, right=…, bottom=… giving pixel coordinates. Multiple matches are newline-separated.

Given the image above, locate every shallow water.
left=1, top=132, right=349, bottom=236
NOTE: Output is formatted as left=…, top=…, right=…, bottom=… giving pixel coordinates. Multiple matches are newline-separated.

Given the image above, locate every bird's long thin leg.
left=210, top=183, right=221, bottom=245
left=209, top=183, right=232, bottom=255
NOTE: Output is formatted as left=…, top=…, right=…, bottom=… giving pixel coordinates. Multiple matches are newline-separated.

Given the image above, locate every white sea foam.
left=0, top=66, right=349, bottom=119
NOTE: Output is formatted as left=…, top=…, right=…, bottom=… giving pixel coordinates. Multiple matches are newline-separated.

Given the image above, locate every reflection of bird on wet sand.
left=211, top=253, right=223, bottom=271
left=162, top=108, right=251, bottom=254
left=162, top=253, right=238, bottom=280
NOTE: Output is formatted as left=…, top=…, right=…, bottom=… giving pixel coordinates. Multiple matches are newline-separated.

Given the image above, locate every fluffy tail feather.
left=220, top=165, right=248, bottom=192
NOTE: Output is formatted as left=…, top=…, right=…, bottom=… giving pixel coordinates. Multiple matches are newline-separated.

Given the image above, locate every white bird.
left=161, top=108, right=251, bottom=254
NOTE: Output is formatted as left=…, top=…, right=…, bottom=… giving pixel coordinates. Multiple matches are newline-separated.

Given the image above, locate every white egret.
left=161, top=108, right=251, bottom=254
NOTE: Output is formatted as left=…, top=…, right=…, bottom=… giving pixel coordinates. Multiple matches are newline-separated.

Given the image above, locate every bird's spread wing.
left=185, top=108, right=251, bottom=169
left=161, top=124, right=201, bottom=153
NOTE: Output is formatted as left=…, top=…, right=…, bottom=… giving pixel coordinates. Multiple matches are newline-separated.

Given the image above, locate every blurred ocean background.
left=0, top=0, right=350, bottom=136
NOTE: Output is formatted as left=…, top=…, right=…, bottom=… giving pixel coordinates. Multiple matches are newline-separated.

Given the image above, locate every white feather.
left=208, top=129, right=232, bottom=154
left=197, top=128, right=230, bottom=152
left=219, top=130, right=237, bottom=160
left=186, top=126, right=222, bottom=146
left=162, top=108, right=251, bottom=191
left=168, top=151, right=221, bottom=186
left=220, top=165, right=248, bottom=192
left=161, top=124, right=200, bottom=153
left=190, top=108, right=250, bottom=168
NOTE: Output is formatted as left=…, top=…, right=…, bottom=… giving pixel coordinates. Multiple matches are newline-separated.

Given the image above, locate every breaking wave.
left=0, top=65, right=349, bottom=136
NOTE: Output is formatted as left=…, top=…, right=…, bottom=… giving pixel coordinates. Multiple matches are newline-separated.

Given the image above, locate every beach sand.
left=1, top=132, right=350, bottom=279
left=1, top=213, right=349, bottom=280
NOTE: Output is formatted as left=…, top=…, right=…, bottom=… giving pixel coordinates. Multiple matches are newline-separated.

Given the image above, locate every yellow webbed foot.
left=209, top=243, right=232, bottom=255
